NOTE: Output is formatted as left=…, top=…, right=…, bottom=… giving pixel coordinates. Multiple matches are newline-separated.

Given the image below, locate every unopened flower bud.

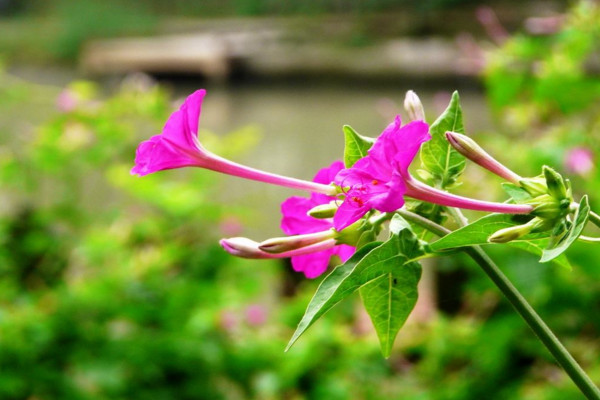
left=488, top=224, right=533, bottom=243
left=307, top=202, right=338, bottom=219
left=220, top=237, right=267, bottom=258
left=404, top=90, right=426, bottom=121
left=445, top=131, right=522, bottom=183
left=519, top=177, right=547, bottom=198
left=259, top=230, right=335, bottom=254
left=543, top=165, right=568, bottom=200
left=488, top=217, right=548, bottom=243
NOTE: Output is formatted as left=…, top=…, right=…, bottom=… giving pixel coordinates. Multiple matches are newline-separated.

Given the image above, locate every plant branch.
left=589, top=209, right=600, bottom=230
left=400, top=208, right=600, bottom=399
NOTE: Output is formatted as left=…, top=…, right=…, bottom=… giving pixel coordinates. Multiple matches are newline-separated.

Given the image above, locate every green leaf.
left=501, top=183, right=532, bottom=201
left=419, top=91, right=466, bottom=188
left=356, top=227, right=378, bottom=249
left=360, top=217, right=423, bottom=357
left=286, top=218, right=422, bottom=352
left=509, top=239, right=572, bottom=270
left=429, top=213, right=533, bottom=252
left=285, top=242, right=380, bottom=351
left=389, top=213, right=411, bottom=235
left=360, top=259, right=421, bottom=358
left=343, top=125, right=375, bottom=168
left=541, top=195, right=590, bottom=263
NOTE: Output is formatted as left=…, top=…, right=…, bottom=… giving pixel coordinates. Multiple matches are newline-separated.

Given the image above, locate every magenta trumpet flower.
left=333, top=116, right=533, bottom=230
left=280, top=161, right=355, bottom=278
left=131, top=90, right=336, bottom=196
left=220, top=161, right=355, bottom=278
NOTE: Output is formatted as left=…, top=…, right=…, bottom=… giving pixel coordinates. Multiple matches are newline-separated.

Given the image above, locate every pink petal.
left=130, top=135, right=200, bottom=176
left=391, top=120, right=431, bottom=176
left=162, top=89, right=206, bottom=151
left=335, top=244, right=356, bottom=262
left=368, top=172, right=407, bottom=212
left=291, top=248, right=336, bottom=278
left=333, top=199, right=370, bottom=231
left=281, top=196, right=331, bottom=235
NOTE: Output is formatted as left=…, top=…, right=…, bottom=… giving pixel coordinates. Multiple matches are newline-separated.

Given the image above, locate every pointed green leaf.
left=360, top=216, right=423, bottom=357
left=286, top=220, right=422, bottom=352
left=356, top=227, right=378, bottom=249
left=501, top=183, right=532, bottom=201
left=360, top=260, right=421, bottom=358
left=285, top=242, right=379, bottom=351
left=429, top=213, right=533, bottom=252
left=419, top=91, right=466, bottom=188
left=426, top=212, right=571, bottom=269
left=508, top=239, right=571, bottom=270
left=389, top=213, right=411, bottom=235
left=541, top=195, right=590, bottom=263
left=343, top=125, right=375, bottom=168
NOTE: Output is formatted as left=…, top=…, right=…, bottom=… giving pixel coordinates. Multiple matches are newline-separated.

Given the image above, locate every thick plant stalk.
left=398, top=208, right=600, bottom=400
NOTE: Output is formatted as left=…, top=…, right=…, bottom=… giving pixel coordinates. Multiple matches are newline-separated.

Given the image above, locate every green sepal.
left=543, top=166, right=568, bottom=201
left=540, top=195, right=590, bottom=263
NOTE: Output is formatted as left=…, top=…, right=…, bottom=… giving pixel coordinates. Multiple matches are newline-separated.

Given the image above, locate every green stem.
left=589, top=210, right=600, bottom=230
left=399, top=208, right=600, bottom=399
left=578, top=235, right=600, bottom=243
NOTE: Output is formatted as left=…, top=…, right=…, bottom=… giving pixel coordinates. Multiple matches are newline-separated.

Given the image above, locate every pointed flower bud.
left=220, top=237, right=338, bottom=260
left=259, top=229, right=336, bottom=254
left=445, top=131, right=522, bottom=184
left=488, top=224, right=533, bottom=243
left=220, top=237, right=272, bottom=259
left=488, top=217, right=550, bottom=243
left=543, top=166, right=568, bottom=200
left=307, top=201, right=339, bottom=219
left=404, top=90, right=426, bottom=121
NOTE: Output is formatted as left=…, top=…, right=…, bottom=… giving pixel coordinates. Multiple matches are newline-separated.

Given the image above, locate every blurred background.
left=0, top=0, right=599, bottom=399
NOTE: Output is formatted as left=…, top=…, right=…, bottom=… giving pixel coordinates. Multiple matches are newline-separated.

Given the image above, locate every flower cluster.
left=132, top=89, right=534, bottom=278
left=333, top=117, right=430, bottom=230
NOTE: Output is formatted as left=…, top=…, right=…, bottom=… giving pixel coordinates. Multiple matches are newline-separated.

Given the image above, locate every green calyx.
left=527, top=194, right=570, bottom=219
left=518, top=166, right=572, bottom=221
left=336, top=214, right=386, bottom=247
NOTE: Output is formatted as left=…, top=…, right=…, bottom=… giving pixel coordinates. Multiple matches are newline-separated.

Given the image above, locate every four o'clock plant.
left=132, top=89, right=600, bottom=399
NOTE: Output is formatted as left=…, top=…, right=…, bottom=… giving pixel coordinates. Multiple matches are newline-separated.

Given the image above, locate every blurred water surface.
left=5, top=67, right=489, bottom=237
left=187, top=80, right=489, bottom=237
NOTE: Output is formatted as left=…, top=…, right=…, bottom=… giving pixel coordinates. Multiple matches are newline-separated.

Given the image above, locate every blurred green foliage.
left=0, top=71, right=486, bottom=400
left=0, top=1, right=600, bottom=398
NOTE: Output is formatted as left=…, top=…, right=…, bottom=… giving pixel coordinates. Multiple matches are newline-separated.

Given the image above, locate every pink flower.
left=56, top=89, right=77, bottom=113
left=565, top=147, right=594, bottom=176
left=132, top=90, right=336, bottom=196
left=219, top=161, right=355, bottom=279
left=280, top=161, right=355, bottom=278
left=333, top=117, right=431, bottom=230
left=333, top=116, right=533, bottom=230
left=245, top=304, right=267, bottom=326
